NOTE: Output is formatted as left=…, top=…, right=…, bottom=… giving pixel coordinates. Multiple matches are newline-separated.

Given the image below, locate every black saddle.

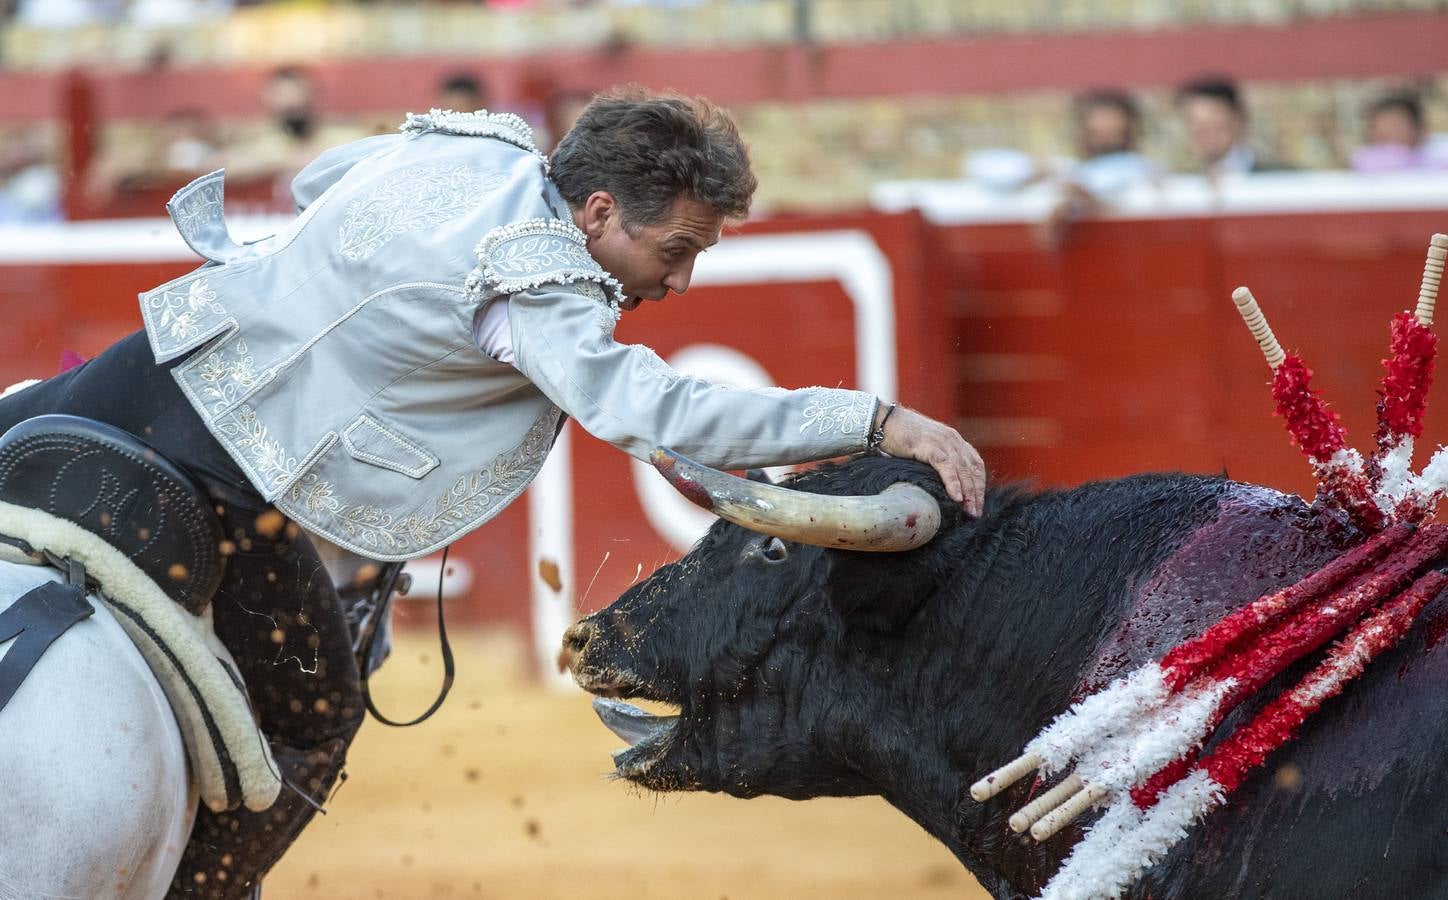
left=0, top=415, right=225, bottom=615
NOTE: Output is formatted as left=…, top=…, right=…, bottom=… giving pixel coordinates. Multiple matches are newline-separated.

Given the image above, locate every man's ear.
left=580, top=190, right=617, bottom=239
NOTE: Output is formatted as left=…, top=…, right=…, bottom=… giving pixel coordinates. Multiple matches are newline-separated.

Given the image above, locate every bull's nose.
left=557, top=620, right=596, bottom=674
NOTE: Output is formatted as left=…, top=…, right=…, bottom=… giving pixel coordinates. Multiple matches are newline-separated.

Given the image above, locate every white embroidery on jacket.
left=194, top=338, right=262, bottom=414
left=148, top=277, right=226, bottom=345
left=284, top=407, right=560, bottom=556
left=338, top=164, right=506, bottom=261
left=632, top=346, right=685, bottom=391
left=399, top=108, right=548, bottom=171
left=217, top=403, right=299, bottom=492
left=292, top=474, right=340, bottom=516
left=799, top=388, right=873, bottom=437
left=573, top=282, right=620, bottom=338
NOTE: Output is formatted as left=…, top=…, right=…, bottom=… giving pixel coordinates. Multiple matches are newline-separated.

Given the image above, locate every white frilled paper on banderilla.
left=1025, top=666, right=1171, bottom=775
left=1019, top=664, right=1232, bottom=792
left=1038, top=770, right=1225, bottom=900
left=999, top=660, right=1233, bottom=857
left=1065, top=678, right=1233, bottom=794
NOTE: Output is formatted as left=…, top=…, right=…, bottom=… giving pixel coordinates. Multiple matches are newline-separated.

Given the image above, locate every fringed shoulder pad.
left=466, top=218, right=626, bottom=317
left=400, top=108, right=548, bottom=171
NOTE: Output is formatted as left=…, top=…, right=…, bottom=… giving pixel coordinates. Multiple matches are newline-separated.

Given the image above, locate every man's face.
left=1078, top=105, right=1134, bottom=158
left=438, top=88, right=483, bottom=113
left=1181, top=96, right=1245, bottom=165
left=1369, top=108, right=1422, bottom=148
left=265, top=75, right=314, bottom=119
left=580, top=194, right=724, bottom=311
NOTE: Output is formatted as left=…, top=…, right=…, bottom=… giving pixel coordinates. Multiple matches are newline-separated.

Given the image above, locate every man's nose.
left=557, top=619, right=597, bottom=673
left=663, top=259, right=695, bottom=295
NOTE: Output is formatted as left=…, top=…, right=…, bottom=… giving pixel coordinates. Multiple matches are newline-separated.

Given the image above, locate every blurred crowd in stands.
left=965, top=75, right=1448, bottom=246
left=0, top=4, right=1445, bottom=228
left=0, top=63, right=600, bottom=223
left=1058, top=76, right=1448, bottom=183
left=0, top=0, right=721, bottom=29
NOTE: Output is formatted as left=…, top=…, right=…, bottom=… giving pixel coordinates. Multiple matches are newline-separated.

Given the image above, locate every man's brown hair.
left=550, top=86, right=757, bottom=228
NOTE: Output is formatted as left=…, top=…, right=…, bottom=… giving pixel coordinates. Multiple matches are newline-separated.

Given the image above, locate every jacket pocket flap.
left=341, top=415, right=439, bottom=479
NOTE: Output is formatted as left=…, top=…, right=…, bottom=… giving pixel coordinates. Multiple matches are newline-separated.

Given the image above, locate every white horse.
left=0, top=406, right=404, bottom=899
left=0, top=517, right=384, bottom=900
left=0, top=559, right=196, bottom=899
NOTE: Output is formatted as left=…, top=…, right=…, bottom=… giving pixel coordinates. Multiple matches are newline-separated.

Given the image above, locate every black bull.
left=563, top=456, right=1448, bottom=899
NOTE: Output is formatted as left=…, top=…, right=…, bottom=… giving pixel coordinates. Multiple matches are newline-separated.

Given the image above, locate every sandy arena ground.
left=267, top=627, right=992, bottom=899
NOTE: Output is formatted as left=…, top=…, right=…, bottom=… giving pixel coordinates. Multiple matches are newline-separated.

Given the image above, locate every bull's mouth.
left=569, top=662, right=689, bottom=782
left=591, top=697, right=682, bottom=778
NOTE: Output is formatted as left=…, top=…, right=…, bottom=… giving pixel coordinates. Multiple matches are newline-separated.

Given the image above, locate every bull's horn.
left=649, top=448, right=941, bottom=552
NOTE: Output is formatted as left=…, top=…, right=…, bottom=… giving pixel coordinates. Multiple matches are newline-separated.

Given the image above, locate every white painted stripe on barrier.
left=530, top=425, right=577, bottom=692
left=0, top=216, right=291, bottom=264
left=694, top=229, right=897, bottom=402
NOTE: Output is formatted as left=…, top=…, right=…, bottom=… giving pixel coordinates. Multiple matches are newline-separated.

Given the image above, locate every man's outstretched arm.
left=508, top=285, right=987, bottom=514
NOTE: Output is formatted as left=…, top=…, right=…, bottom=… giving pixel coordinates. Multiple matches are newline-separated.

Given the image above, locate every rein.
left=358, top=545, right=456, bottom=728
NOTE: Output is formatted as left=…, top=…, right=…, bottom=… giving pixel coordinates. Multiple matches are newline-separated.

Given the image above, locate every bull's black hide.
left=569, top=456, right=1448, bottom=899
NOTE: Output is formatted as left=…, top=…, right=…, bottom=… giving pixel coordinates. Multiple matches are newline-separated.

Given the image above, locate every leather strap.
left=0, top=580, right=94, bottom=714
left=362, top=547, right=455, bottom=727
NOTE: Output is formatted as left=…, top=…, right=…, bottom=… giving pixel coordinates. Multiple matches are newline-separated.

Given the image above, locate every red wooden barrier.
left=939, top=211, right=1448, bottom=497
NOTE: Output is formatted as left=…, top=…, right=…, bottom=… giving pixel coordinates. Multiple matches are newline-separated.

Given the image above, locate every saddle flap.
left=0, top=415, right=225, bottom=615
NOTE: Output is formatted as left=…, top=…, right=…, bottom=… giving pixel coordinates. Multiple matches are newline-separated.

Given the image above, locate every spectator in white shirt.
left=1176, top=75, right=1292, bottom=178
left=1037, top=88, right=1161, bottom=248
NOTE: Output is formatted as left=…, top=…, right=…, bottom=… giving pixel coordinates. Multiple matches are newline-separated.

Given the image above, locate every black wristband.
left=867, top=402, right=897, bottom=451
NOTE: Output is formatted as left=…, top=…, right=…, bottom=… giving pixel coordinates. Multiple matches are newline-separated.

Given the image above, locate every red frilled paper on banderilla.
left=972, top=238, right=1448, bottom=900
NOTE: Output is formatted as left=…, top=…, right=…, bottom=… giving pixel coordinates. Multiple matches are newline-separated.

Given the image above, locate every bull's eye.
left=759, top=536, right=789, bottom=563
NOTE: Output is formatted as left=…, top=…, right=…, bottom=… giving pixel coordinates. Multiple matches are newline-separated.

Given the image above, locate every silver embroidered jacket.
left=138, top=110, right=878, bottom=561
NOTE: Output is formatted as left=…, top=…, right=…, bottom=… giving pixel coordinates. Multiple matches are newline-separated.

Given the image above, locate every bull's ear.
left=819, top=488, right=964, bottom=631
left=820, top=544, right=955, bottom=631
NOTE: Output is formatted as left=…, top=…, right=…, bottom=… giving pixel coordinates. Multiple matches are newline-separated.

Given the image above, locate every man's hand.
left=876, top=405, right=986, bottom=517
